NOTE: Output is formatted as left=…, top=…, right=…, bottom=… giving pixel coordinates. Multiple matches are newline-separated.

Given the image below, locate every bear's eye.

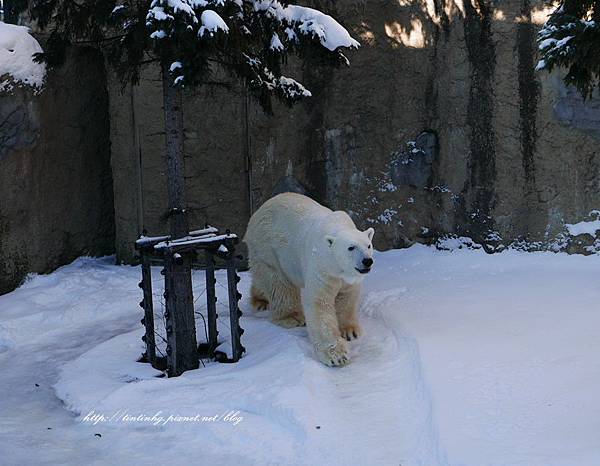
left=348, top=246, right=355, bottom=251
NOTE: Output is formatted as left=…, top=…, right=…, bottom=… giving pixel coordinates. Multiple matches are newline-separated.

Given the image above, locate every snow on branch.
left=198, top=10, right=229, bottom=37
left=0, top=21, right=46, bottom=92
left=252, top=1, right=360, bottom=51
left=242, top=53, right=311, bottom=101
left=536, top=2, right=600, bottom=97
left=141, top=0, right=360, bottom=97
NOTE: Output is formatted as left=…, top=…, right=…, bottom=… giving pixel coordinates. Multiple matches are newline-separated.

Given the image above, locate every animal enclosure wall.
left=108, top=0, right=600, bottom=263
left=0, top=47, right=115, bottom=294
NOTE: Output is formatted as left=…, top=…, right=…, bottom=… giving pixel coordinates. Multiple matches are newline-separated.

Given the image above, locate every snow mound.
left=53, top=296, right=445, bottom=465
left=0, top=21, right=46, bottom=92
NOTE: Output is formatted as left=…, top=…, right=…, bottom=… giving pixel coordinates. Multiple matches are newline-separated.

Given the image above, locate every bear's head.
left=325, top=227, right=375, bottom=283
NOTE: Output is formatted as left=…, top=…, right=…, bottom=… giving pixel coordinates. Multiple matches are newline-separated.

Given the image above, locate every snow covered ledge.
left=0, top=21, right=46, bottom=92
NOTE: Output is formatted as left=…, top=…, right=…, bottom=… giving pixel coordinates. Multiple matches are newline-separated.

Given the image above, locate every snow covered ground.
left=0, top=245, right=599, bottom=466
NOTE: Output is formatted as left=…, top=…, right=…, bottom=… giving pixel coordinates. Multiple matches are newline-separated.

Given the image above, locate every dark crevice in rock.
left=517, top=0, right=540, bottom=201
left=460, top=0, right=497, bottom=240
left=0, top=217, right=30, bottom=295
left=0, top=93, right=40, bottom=160
left=300, top=50, right=335, bottom=207
left=432, top=0, right=452, bottom=39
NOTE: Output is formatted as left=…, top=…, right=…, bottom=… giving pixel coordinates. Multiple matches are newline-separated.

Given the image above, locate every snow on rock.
left=436, top=235, right=483, bottom=251
left=0, top=21, right=46, bottom=92
left=565, top=217, right=600, bottom=237
left=1, top=248, right=600, bottom=465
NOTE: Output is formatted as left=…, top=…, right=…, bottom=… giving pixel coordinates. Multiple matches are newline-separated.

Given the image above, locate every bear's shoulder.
left=325, top=210, right=356, bottom=230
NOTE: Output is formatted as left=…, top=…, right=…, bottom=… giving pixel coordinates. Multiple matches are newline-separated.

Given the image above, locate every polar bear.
left=243, top=192, right=375, bottom=367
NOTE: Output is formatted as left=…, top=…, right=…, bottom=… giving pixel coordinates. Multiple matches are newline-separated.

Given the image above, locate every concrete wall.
left=108, top=65, right=250, bottom=261
left=108, top=0, right=600, bottom=261
left=0, top=47, right=115, bottom=294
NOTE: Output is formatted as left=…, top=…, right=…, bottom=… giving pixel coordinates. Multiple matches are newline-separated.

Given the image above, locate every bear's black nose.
left=362, top=258, right=373, bottom=267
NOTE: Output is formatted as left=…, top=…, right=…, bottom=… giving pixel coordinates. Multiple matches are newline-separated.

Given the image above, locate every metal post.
left=225, top=249, right=245, bottom=362
left=204, top=250, right=219, bottom=357
left=139, top=254, right=157, bottom=366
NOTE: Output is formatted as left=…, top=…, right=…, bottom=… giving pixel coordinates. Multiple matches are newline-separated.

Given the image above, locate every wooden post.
left=140, top=254, right=157, bottom=366
left=164, top=249, right=199, bottom=376
left=204, top=250, right=219, bottom=357
left=225, top=250, right=245, bottom=362
left=160, top=63, right=198, bottom=376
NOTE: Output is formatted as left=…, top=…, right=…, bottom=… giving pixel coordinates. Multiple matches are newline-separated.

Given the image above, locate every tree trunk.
left=161, top=63, right=198, bottom=376
left=161, top=62, right=189, bottom=239
left=164, top=250, right=199, bottom=375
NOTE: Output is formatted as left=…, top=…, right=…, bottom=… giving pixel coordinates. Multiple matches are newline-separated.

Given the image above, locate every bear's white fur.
left=243, top=192, right=375, bottom=366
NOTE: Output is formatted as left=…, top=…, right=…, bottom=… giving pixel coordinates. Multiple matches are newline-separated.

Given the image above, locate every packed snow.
left=1, top=246, right=599, bottom=465
left=0, top=21, right=45, bottom=92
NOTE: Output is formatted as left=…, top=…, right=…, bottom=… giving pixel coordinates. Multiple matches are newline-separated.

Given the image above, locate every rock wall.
left=110, top=0, right=600, bottom=261
left=0, top=47, right=115, bottom=294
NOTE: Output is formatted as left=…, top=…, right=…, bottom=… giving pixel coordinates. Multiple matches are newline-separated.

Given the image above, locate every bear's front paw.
left=339, top=322, right=362, bottom=341
left=315, top=339, right=350, bottom=367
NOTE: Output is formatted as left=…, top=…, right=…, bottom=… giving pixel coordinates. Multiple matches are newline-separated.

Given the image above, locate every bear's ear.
left=325, top=235, right=336, bottom=247
left=365, top=227, right=375, bottom=241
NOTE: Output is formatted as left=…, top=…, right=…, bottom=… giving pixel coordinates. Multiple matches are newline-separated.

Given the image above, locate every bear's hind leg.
left=249, top=261, right=271, bottom=311
left=250, top=285, right=269, bottom=311
left=270, top=274, right=305, bottom=328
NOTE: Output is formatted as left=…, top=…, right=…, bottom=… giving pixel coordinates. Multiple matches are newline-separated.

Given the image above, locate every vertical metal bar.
left=140, top=254, right=156, bottom=367
left=226, top=249, right=244, bottom=362
left=204, top=250, right=218, bottom=357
